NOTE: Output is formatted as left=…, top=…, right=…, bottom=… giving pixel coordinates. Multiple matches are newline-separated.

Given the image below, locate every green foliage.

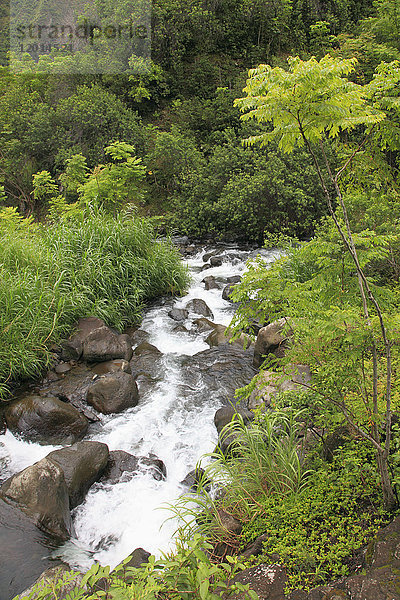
left=15, top=535, right=258, bottom=600
left=241, top=440, right=391, bottom=591
left=0, top=206, right=188, bottom=399
left=169, top=411, right=308, bottom=549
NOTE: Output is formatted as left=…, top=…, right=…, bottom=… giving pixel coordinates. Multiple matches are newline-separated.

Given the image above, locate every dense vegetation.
left=2, top=0, right=400, bottom=598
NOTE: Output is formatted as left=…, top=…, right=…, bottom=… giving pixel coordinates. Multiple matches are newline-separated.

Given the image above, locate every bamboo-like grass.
left=0, top=209, right=189, bottom=399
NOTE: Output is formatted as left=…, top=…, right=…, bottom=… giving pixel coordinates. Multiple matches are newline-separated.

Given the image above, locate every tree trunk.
left=377, top=451, right=398, bottom=511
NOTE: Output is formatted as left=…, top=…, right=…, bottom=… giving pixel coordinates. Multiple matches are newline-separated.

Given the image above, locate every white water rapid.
left=0, top=245, right=279, bottom=572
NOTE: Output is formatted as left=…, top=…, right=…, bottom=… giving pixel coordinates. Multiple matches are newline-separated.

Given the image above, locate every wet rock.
left=192, top=317, right=217, bottom=333
left=185, top=298, right=214, bottom=319
left=130, top=343, right=164, bottom=396
left=206, top=324, right=252, bottom=349
left=180, top=467, right=211, bottom=491
left=200, top=263, right=212, bottom=271
left=247, top=365, right=311, bottom=411
left=214, top=406, right=254, bottom=435
left=226, top=275, right=241, bottom=284
left=202, top=276, right=219, bottom=290
left=46, top=441, right=109, bottom=509
left=133, top=342, right=162, bottom=357
left=4, top=394, right=88, bottom=445
left=0, top=499, right=63, bottom=600
left=60, top=317, right=105, bottom=361
left=253, top=318, right=294, bottom=368
left=54, top=363, right=72, bottom=375
left=209, top=255, right=223, bottom=267
left=0, top=458, right=73, bottom=540
left=102, top=450, right=166, bottom=484
left=168, top=308, right=189, bottom=321
left=18, top=565, right=84, bottom=600
left=240, top=533, right=269, bottom=560
left=91, top=359, right=131, bottom=376
left=213, top=510, right=243, bottom=558
left=229, top=563, right=287, bottom=600
left=222, top=282, right=238, bottom=302
left=83, top=327, right=133, bottom=363
left=214, top=406, right=255, bottom=456
left=203, top=250, right=219, bottom=263
left=86, top=371, right=139, bottom=415
left=126, top=328, right=150, bottom=348
left=124, top=547, right=151, bottom=568
left=173, top=324, right=189, bottom=333
left=181, top=346, right=256, bottom=408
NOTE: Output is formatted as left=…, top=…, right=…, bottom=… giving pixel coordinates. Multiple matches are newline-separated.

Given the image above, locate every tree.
left=234, top=55, right=400, bottom=509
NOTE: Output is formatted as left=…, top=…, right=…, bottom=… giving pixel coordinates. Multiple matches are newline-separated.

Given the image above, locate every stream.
left=0, top=244, right=279, bottom=579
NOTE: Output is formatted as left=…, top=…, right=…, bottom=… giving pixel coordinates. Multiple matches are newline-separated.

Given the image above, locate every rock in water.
left=4, top=394, right=88, bottom=445
left=46, top=441, right=110, bottom=509
left=0, top=458, right=73, bottom=540
left=0, top=499, right=63, bottom=600
left=86, top=371, right=139, bottom=414
left=185, top=298, right=214, bottom=319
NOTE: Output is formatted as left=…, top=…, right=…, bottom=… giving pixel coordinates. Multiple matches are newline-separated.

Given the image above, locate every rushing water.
left=0, top=245, right=279, bottom=573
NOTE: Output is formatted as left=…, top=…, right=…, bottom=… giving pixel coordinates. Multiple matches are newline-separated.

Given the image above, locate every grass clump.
left=0, top=206, right=188, bottom=399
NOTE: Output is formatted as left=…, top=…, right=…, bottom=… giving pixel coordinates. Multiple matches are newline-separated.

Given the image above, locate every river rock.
left=18, top=565, right=85, bottom=600
left=4, top=394, right=88, bottom=445
left=214, top=406, right=254, bottom=456
left=123, top=547, right=151, bottom=569
left=91, top=359, right=131, bottom=375
left=202, top=276, right=219, bottom=290
left=253, top=318, right=294, bottom=368
left=0, top=458, right=73, bottom=540
left=222, top=282, right=238, bottom=302
left=86, top=371, right=139, bottom=414
left=168, top=307, right=189, bottom=321
left=210, top=255, right=223, bottom=267
left=180, top=346, right=256, bottom=408
left=102, top=450, right=166, bottom=484
left=228, top=563, right=287, bottom=600
left=192, top=317, right=217, bottom=333
left=180, top=467, right=211, bottom=491
left=185, top=298, right=214, bottom=319
left=226, top=275, right=241, bottom=284
left=130, top=342, right=164, bottom=396
left=214, top=406, right=254, bottom=435
left=203, top=250, right=219, bottom=262
left=200, top=263, right=212, bottom=271
left=83, top=327, right=133, bottom=363
left=0, top=499, right=64, bottom=600
left=206, top=324, right=252, bottom=349
left=247, top=365, right=312, bottom=411
left=60, top=317, right=104, bottom=361
left=46, top=441, right=109, bottom=509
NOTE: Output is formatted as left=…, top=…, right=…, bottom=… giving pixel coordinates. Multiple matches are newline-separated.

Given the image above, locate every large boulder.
left=180, top=346, right=256, bottom=408
left=46, top=441, right=109, bottom=509
left=192, top=317, right=217, bottom=333
left=86, top=372, right=139, bottom=415
left=228, top=564, right=287, bottom=600
left=185, top=298, right=214, bottom=319
left=102, top=450, right=166, bottom=484
left=222, top=282, right=238, bottom=302
left=18, top=565, right=85, bottom=600
left=247, top=365, right=312, bottom=411
left=130, top=343, right=164, bottom=397
left=180, top=467, right=211, bottom=492
left=4, top=394, right=88, bottom=445
left=214, top=406, right=255, bottom=456
left=206, top=324, right=252, bottom=349
left=61, top=317, right=133, bottom=363
left=202, top=276, right=219, bottom=290
left=0, top=458, right=73, bottom=540
left=168, top=307, right=189, bottom=321
left=0, top=499, right=64, bottom=600
left=253, top=318, right=294, bottom=368
left=83, top=328, right=133, bottom=363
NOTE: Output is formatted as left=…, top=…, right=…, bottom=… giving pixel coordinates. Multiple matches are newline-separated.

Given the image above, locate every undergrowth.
left=0, top=206, right=189, bottom=399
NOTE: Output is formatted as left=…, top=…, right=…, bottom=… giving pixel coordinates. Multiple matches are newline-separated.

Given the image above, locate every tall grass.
left=168, top=410, right=309, bottom=554
left=0, top=208, right=189, bottom=399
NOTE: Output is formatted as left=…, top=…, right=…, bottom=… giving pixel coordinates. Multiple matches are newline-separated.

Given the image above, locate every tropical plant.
left=234, top=54, right=400, bottom=509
